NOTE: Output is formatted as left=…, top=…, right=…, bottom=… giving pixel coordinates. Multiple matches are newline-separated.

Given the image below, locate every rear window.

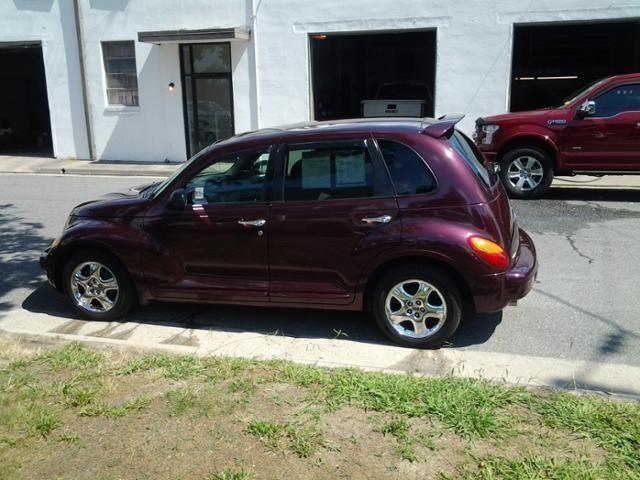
left=378, top=140, right=437, bottom=195
left=449, top=131, right=497, bottom=188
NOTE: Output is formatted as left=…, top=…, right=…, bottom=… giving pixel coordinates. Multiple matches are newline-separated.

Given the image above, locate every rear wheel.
left=372, top=266, right=462, bottom=348
left=499, top=147, right=553, bottom=199
left=62, top=249, right=136, bottom=321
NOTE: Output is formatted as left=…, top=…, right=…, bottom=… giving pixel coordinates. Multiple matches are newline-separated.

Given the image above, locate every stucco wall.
left=2, top=0, right=639, bottom=161
left=0, top=0, right=89, bottom=159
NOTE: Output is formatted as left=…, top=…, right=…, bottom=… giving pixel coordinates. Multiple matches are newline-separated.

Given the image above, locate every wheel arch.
left=497, top=134, right=559, bottom=171
left=362, top=256, right=474, bottom=312
left=53, top=241, right=135, bottom=296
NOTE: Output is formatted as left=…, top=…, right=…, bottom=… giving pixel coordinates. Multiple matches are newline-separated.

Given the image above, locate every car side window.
left=184, top=149, right=271, bottom=205
left=283, top=142, right=391, bottom=201
left=377, top=140, right=436, bottom=195
left=593, top=83, right=640, bottom=117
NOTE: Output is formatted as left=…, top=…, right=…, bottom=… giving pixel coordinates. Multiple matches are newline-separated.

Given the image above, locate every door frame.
left=179, top=42, right=235, bottom=158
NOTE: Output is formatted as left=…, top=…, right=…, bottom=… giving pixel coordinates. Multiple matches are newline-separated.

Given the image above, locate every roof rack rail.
left=420, top=114, right=465, bottom=139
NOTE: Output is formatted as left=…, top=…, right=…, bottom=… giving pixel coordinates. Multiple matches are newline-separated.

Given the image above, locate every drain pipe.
left=72, top=0, right=96, bottom=160
left=249, top=0, right=261, bottom=129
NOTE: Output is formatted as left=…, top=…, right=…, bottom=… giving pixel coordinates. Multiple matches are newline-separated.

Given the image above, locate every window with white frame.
left=102, top=41, right=139, bottom=107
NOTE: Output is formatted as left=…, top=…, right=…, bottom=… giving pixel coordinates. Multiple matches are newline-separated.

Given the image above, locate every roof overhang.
left=138, top=27, right=250, bottom=44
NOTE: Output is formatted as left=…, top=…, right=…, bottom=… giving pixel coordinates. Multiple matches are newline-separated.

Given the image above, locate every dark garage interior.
left=510, top=20, right=640, bottom=112
left=0, top=43, right=53, bottom=156
left=311, top=30, right=436, bottom=121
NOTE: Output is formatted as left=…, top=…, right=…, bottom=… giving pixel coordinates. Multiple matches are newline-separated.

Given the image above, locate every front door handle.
left=361, top=215, right=392, bottom=225
left=238, top=218, right=267, bottom=227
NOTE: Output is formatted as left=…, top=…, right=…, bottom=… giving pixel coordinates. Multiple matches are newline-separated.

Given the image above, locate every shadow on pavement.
left=0, top=203, right=51, bottom=314
left=543, top=187, right=640, bottom=202
left=22, top=283, right=501, bottom=348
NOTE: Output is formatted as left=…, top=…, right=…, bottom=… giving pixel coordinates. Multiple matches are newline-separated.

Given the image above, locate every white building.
left=0, top=0, right=638, bottom=162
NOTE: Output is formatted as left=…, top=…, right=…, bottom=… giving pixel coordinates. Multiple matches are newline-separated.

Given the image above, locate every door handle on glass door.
left=238, top=219, right=267, bottom=227
left=361, top=215, right=392, bottom=225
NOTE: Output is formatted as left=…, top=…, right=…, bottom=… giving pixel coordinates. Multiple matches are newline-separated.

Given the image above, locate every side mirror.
left=577, top=100, right=596, bottom=118
left=167, top=189, right=186, bottom=209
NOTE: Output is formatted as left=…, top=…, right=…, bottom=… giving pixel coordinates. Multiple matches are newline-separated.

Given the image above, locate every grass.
left=207, top=468, right=253, bottom=480
left=276, top=363, right=529, bottom=438
left=118, top=354, right=204, bottom=380
left=247, top=420, right=323, bottom=458
left=25, top=404, right=60, bottom=437
left=80, top=396, right=151, bottom=418
left=37, top=342, right=103, bottom=371
left=0, top=338, right=638, bottom=479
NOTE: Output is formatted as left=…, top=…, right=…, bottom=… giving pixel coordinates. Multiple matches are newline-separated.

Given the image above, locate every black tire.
left=499, top=147, right=554, bottom=199
left=62, top=248, right=137, bottom=321
left=372, top=265, right=462, bottom=348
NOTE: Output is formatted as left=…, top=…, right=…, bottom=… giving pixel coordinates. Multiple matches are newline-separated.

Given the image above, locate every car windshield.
left=147, top=146, right=213, bottom=198
left=560, top=78, right=607, bottom=107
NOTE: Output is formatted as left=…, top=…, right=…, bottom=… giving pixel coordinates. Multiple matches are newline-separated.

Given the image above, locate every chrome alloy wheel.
left=70, top=261, right=119, bottom=313
left=384, top=279, right=447, bottom=339
left=507, top=156, right=544, bottom=192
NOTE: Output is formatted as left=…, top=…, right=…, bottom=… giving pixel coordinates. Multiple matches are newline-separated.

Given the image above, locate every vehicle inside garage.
left=0, top=43, right=52, bottom=156
left=310, top=30, right=436, bottom=121
left=510, top=20, right=640, bottom=112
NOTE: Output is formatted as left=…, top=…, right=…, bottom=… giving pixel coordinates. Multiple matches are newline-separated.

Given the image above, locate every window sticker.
left=301, top=152, right=331, bottom=189
left=194, top=186, right=205, bottom=201
left=336, top=153, right=366, bottom=186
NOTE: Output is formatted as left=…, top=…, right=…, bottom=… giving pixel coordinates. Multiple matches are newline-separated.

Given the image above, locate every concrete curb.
left=1, top=308, right=638, bottom=398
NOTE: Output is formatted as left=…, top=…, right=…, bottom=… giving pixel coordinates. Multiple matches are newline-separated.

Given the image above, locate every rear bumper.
left=470, top=229, right=538, bottom=313
left=504, top=229, right=537, bottom=300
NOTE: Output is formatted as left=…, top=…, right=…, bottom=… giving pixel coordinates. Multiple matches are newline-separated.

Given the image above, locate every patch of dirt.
left=0, top=336, right=616, bottom=480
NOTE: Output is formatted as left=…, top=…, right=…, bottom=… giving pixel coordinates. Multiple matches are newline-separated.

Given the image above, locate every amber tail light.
left=468, top=236, right=510, bottom=270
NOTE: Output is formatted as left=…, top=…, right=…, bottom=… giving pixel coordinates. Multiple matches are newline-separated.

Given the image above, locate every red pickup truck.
left=475, top=73, right=640, bottom=198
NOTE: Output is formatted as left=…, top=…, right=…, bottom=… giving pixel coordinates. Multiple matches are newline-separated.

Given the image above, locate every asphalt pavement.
left=0, top=173, right=639, bottom=372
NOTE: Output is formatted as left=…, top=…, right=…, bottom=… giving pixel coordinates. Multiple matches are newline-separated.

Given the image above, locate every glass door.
left=180, top=43, right=234, bottom=157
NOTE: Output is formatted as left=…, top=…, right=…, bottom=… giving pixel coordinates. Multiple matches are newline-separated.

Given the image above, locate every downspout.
left=72, top=0, right=95, bottom=160
left=249, top=0, right=261, bottom=129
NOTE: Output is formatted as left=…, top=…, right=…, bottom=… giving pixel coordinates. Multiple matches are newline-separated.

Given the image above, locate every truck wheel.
left=499, top=147, right=554, bottom=199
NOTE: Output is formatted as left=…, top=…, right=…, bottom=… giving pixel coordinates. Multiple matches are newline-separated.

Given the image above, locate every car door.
left=268, top=137, right=401, bottom=305
left=142, top=146, right=273, bottom=303
left=564, top=82, right=640, bottom=169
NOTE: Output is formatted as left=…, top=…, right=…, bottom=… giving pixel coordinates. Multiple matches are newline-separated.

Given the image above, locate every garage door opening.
left=310, top=30, right=436, bottom=121
left=0, top=43, right=53, bottom=156
left=510, top=20, right=640, bottom=112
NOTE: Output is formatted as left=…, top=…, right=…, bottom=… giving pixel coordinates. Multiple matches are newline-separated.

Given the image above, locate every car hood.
left=71, top=183, right=155, bottom=218
left=481, top=107, right=560, bottom=123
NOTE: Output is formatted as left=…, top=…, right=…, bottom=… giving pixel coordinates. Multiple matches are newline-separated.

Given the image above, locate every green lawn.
left=0, top=336, right=638, bottom=479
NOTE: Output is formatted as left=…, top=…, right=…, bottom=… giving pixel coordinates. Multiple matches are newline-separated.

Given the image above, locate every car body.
left=41, top=117, right=537, bottom=347
left=475, top=73, right=640, bottom=198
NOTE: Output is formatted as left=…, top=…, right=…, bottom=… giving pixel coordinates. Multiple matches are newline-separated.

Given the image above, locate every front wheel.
left=499, top=147, right=554, bottom=199
left=372, top=266, right=462, bottom=348
left=62, top=249, right=137, bottom=321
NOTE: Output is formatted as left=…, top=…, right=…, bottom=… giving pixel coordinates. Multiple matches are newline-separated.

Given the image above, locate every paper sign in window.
left=301, top=152, right=331, bottom=189
left=336, top=153, right=366, bottom=186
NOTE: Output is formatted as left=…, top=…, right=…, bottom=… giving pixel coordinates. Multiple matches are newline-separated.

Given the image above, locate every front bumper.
left=470, top=228, right=538, bottom=313
left=40, top=245, right=58, bottom=289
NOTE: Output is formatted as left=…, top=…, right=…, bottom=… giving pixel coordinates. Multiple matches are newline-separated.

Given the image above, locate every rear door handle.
left=238, top=218, right=266, bottom=227
left=361, top=215, right=392, bottom=225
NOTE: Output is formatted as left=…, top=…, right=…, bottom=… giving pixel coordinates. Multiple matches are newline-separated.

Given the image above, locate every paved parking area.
left=1, top=173, right=639, bottom=394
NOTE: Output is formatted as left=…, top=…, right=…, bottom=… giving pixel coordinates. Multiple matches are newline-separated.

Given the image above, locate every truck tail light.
left=468, top=236, right=510, bottom=270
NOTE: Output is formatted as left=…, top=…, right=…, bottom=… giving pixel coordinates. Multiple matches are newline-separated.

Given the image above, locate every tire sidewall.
left=372, top=266, right=462, bottom=348
left=62, top=249, right=136, bottom=321
left=499, top=147, right=554, bottom=199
